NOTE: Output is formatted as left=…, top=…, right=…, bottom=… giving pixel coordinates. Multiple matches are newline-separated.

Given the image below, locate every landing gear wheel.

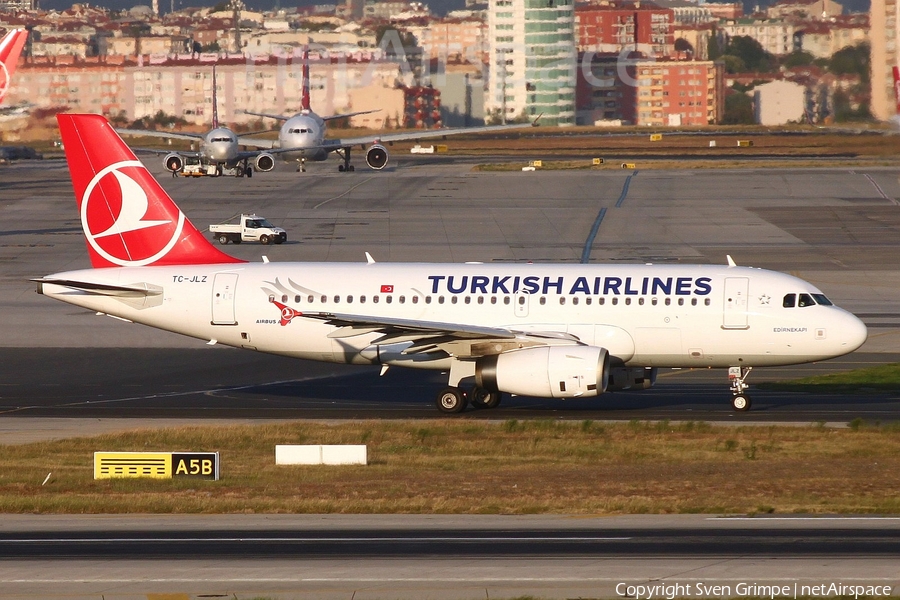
left=260, top=234, right=272, bottom=245
left=338, top=164, right=345, bottom=172
left=470, top=387, right=502, bottom=409
left=731, top=394, right=751, bottom=412
left=349, top=165, right=355, bottom=172
left=215, top=166, right=223, bottom=177
left=436, top=387, right=467, bottom=414
left=235, top=166, right=244, bottom=178
left=217, top=234, right=229, bottom=245
left=246, top=167, right=253, bottom=178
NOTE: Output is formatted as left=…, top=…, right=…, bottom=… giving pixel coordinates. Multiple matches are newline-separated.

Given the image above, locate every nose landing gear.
left=296, top=157, right=306, bottom=172
left=729, top=366, right=752, bottom=411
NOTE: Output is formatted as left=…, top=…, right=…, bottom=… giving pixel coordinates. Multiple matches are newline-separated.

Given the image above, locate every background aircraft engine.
left=255, top=153, right=275, bottom=172
left=365, top=144, right=389, bottom=170
left=607, top=367, right=658, bottom=391
left=163, top=153, right=183, bottom=173
left=476, top=346, right=609, bottom=399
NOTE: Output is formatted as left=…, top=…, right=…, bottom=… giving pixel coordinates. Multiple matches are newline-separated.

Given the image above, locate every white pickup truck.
left=209, top=214, right=287, bottom=245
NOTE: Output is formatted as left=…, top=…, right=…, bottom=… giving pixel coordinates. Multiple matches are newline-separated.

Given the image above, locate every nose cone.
left=839, top=311, right=868, bottom=354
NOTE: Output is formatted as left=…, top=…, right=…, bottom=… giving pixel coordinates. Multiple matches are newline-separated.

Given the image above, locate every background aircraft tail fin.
left=57, top=114, right=244, bottom=268
left=301, top=45, right=311, bottom=111
left=893, top=66, right=900, bottom=116
left=0, top=29, right=28, bottom=103
left=212, top=63, right=219, bottom=128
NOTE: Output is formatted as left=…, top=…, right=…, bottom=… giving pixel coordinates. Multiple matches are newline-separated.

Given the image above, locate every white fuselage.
left=40, top=263, right=867, bottom=372
left=276, top=111, right=329, bottom=162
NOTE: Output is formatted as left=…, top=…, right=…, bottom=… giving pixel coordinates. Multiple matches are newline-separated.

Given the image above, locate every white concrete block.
left=275, top=445, right=367, bottom=465
left=275, top=445, right=321, bottom=465
left=321, top=445, right=367, bottom=465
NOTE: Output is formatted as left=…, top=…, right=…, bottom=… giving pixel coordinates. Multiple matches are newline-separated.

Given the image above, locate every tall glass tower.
left=488, top=0, right=576, bottom=126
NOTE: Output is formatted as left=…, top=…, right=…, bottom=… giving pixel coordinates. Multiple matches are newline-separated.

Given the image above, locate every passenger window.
left=439, top=296, right=445, bottom=304
left=625, top=298, right=631, bottom=305
left=599, top=297, right=605, bottom=305
left=651, top=298, right=657, bottom=306
left=691, top=298, right=697, bottom=306
left=347, top=295, right=353, bottom=303
left=783, top=294, right=796, bottom=308
left=295, top=295, right=302, bottom=303
left=412, top=296, right=419, bottom=304
left=572, top=297, right=579, bottom=305
left=333, top=295, right=340, bottom=303
left=504, top=297, right=510, bottom=305
left=426, top=296, right=432, bottom=304
left=705, top=298, right=711, bottom=306
left=539, top=297, right=546, bottom=305
left=321, top=295, right=327, bottom=303
left=360, top=296, right=366, bottom=304
left=665, top=298, right=671, bottom=306
left=585, top=298, right=592, bottom=305
left=451, top=297, right=458, bottom=304
left=373, top=296, right=379, bottom=303
left=559, top=297, right=566, bottom=305
left=798, top=293, right=814, bottom=307
left=464, top=297, right=471, bottom=304
left=399, top=296, right=406, bottom=304
left=490, top=297, right=497, bottom=305
left=612, top=297, right=618, bottom=305
left=678, top=298, right=684, bottom=306
left=519, top=296, right=526, bottom=305
left=638, top=298, right=644, bottom=306
left=386, top=296, right=393, bottom=304
left=477, top=297, right=484, bottom=305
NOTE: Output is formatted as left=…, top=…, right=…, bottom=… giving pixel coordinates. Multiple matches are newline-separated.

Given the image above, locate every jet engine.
left=255, top=153, right=276, bottom=172
left=163, top=153, right=183, bottom=173
left=365, top=144, right=389, bottom=170
left=476, top=346, right=609, bottom=399
left=607, top=367, right=657, bottom=391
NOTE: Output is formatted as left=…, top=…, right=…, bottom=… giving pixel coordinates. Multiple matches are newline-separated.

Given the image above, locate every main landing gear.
left=337, top=147, right=355, bottom=172
left=434, top=387, right=503, bottom=414
left=728, top=366, right=752, bottom=411
left=235, top=160, right=253, bottom=178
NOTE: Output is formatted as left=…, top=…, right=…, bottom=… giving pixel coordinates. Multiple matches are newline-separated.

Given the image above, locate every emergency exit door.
left=722, top=277, right=749, bottom=329
left=212, top=273, right=238, bottom=325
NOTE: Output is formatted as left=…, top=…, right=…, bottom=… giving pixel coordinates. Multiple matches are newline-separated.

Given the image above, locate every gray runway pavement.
left=0, top=515, right=898, bottom=600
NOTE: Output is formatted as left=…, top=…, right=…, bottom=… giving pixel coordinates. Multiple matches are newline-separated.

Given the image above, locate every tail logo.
left=0, top=62, right=10, bottom=101
left=81, top=160, right=185, bottom=266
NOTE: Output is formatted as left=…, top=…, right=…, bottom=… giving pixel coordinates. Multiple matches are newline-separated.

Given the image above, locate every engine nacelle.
left=163, top=153, right=183, bottom=173
left=365, top=144, right=389, bottom=170
left=607, top=367, right=657, bottom=391
left=255, top=152, right=275, bottom=172
left=476, top=346, right=609, bottom=399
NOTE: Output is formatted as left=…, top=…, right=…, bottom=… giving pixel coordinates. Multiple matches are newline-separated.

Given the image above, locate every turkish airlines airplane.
left=0, top=28, right=28, bottom=105
left=239, top=48, right=537, bottom=172
left=118, top=65, right=276, bottom=177
left=38, top=114, right=868, bottom=413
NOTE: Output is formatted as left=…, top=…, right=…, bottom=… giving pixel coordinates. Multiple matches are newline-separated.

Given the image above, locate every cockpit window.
left=812, top=293, right=833, bottom=306
left=783, top=293, right=796, bottom=308
left=212, top=136, right=234, bottom=143
left=288, top=128, right=310, bottom=134
left=798, top=293, right=815, bottom=307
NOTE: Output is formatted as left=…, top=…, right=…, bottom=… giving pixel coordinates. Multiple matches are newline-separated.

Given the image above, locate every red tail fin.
left=301, top=45, right=310, bottom=111
left=212, top=63, right=219, bottom=128
left=893, top=66, right=900, bottom=116
left=0, top=29, right=27, bottom=104
left=57, top=114, right=244, bottom=268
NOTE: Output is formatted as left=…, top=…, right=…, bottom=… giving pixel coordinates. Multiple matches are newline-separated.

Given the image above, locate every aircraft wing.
left=335, top=121, right=539, bottom=147
left=241, top=110, right=290, bottom=122
left=116, top=128, right=204, bottom=142
left=237, top=136, right=278, bottom=149
left=300, top=311, right=580, bottom=358
left=322, top=109, right=380, bottom=122
left=130, top=147, right=201, bottom=158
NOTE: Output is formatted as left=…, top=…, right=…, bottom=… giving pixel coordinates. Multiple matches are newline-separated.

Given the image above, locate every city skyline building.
left=486, top=0, right=576, bottom=126
left=870, top=0, right=899, bottom=121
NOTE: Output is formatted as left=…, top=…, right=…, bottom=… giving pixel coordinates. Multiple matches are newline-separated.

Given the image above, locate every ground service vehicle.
left=209, top=214, right=287, bottom=245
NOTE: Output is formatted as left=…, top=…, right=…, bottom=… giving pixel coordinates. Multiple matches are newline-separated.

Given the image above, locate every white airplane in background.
left=118, top=65, right=277, bottom=178
left=239, top=48, right=538, bottom=172
left=38, top=114, right=868, bottom=413
left=0, top=28, right=28, bottom=111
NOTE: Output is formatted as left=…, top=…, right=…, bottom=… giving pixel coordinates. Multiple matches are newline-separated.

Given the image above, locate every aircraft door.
left=723, top=277, right=749, bottom=330
left=212, top=273, right=238, bottom=325
left=514, top=292, right=530, bottom=318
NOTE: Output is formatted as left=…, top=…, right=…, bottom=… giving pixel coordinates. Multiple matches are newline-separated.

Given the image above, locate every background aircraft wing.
left=117, top=129, right=203, bottom=142
left=237, top=136, right=278, bottom=149
left=334, top=121, right=538, bottom=147
left=241, top=110, right=290, bottom=122
left=299, top=311, right=580, bottom=358
left=322, top=109, right=380, bottom=122
left=130, top=147, right=201, bottom=158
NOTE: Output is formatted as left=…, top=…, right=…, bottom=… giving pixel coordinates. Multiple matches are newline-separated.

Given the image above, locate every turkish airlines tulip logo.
left=81, top=160, right=185, bottom=266
left=0, top=61, right=10, bottom=102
